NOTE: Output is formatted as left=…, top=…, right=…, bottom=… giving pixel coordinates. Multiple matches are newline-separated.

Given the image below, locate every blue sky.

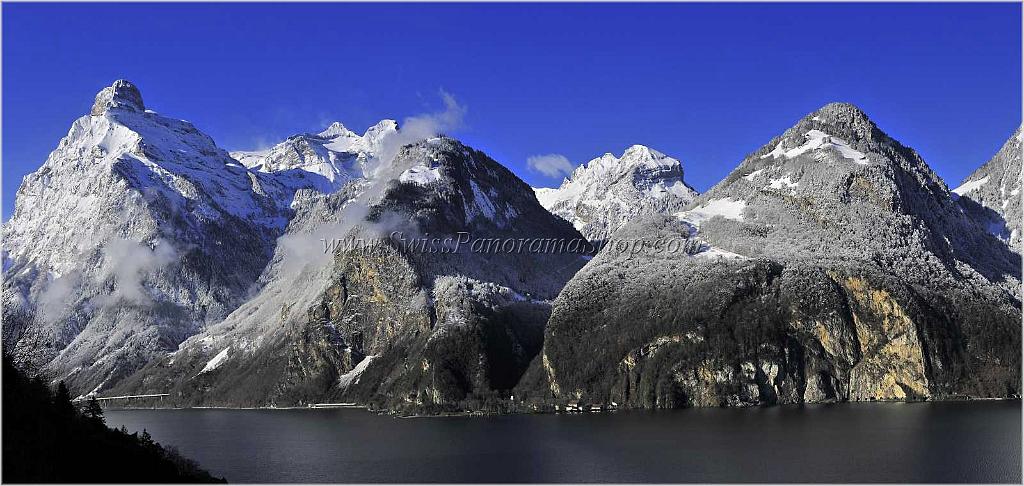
left=3, top=3, right=1020, bottom=219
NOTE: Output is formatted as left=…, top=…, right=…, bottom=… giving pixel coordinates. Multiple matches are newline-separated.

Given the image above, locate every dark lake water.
left=106, top=401, right=1021, bottom=483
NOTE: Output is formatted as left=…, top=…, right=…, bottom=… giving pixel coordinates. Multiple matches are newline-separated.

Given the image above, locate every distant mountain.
left=112, top=136, right=588, bottom=412
left=231, top=120, right=397, bottom=194
left=533, top=145, right=697, bottom=241
left=521, top=103, right=1021, bottom=409
left=2, top=81, right=290, bottom=396
left=954, top=126, right=1022, bottom=251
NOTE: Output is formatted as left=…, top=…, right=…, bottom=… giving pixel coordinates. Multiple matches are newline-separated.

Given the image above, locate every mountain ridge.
left=3, top=81, right=1017, bottom=413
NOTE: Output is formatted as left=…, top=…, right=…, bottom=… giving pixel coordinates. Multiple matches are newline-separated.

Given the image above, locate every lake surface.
left=107, top=401, right=1021, bottom=483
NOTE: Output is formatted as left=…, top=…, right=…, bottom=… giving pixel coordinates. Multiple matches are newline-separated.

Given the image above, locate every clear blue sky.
left=3, top=3, right=1020, bottom=219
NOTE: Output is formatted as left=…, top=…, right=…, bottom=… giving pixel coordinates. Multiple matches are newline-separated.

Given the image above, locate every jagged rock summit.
left=90, top=79, right=145, bottom=115
left=534, top=144, right=697, bottom=240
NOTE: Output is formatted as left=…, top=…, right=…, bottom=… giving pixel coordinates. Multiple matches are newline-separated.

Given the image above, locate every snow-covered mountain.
left=524, top=103, right=1021, bottom=410
left=4, top=80, right=586, bottom=409
left=112, top=136, right=589, bottom=411
left=2, top=81, right=291, bottom=394
left=230, top=120, right=397, bottom=194
left=954, top=126, right=1022, bottom=251
left=533, top=145, right=697, bottom=240
left=673, top=103, right=1019, bottom=285
left=6, top=81, right=1019, bottom=413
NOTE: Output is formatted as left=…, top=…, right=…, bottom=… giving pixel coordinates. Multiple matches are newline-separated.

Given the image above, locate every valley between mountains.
left=3, top=80, right=1020, bottom=414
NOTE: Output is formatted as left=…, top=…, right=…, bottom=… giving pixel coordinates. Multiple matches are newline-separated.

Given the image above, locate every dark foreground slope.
left=2, top=355, right=223, bottom=483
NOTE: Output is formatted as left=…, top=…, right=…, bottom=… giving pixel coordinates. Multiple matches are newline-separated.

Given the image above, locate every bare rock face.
left=90, top=79, right=145, bottom=115
left=521, top=104, right=1021, bottom=410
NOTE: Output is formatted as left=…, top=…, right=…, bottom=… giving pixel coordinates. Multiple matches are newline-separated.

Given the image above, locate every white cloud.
left=99, top=238, right=177, bottom=304
left=37, top=270, right=82, bottom=323
left=527, top=153, right=574, bottom=178
left=369, top=89, right=467, bottom=182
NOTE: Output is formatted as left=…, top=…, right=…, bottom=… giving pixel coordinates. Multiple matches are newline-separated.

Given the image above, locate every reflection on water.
left=107, top=401, right=1021, bottom=483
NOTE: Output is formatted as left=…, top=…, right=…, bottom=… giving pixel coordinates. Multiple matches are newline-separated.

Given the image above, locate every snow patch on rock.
left=676, top=198, right=747, bottom=227
left=764, top=129, right=870, bottom=164
left=199, top=348, right=230, bottom=375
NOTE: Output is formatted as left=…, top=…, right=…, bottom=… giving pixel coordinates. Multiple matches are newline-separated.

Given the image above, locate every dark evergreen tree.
left=82, top=396, right=105, bottom=425
left=53, top=381, right=76, bottom=420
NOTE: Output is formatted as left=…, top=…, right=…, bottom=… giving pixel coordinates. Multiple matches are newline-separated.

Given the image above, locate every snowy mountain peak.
left=230, top=119, right=400, bottom=194
left=567, top=144, right=678, bottom=182
left=90, top=79, right=145, bottom=116
left=535, top=145, right=697, bottom=240
left=317, top=121, right=356, bottom=138
left=365, top=119, right=398, bottom=136
left=3, top=80, right=289, bottom=394
left=686, top=103, right=1020, bottom=291
left=622, top=143, right=663, bottom=159
left=749, top=102, right=906, bottom=170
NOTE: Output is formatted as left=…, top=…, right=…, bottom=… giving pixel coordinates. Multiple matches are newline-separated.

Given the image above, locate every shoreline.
left=102, top=396, right=1022, bottom=416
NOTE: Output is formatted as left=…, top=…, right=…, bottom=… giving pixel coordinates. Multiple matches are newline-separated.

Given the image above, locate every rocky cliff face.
left=521, top=103, right=1021, bottom=409
left=2, top=81, right=290, bottom=395
left=534, top=145, right=697, bottom=241
left=112, top=137, right=588, bottom=412
left=954, top=126, right=1022, bottom=252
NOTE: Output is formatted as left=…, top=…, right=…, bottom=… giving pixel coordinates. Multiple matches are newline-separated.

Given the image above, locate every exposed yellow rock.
left=842, top=276, right=929, bottom=400
left=542, top=352, right=561, bottom=397
left=688, top=362, right=722, bottom=407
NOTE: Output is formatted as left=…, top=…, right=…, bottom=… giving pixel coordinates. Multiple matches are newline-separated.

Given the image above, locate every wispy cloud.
left=369, top=89, right=467, bottom=180
left=98, top=238, right=177, bottom=304
left=527, top=153, right=575, bottom=178
left=274, top=90, right=468, bottom=278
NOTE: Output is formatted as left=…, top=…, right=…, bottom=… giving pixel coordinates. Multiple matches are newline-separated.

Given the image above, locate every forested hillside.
left=2, top=355, right=224, bottom=483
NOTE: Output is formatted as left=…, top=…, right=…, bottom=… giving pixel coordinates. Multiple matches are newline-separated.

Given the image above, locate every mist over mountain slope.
left=522, top=103, right=1021, bottom=409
